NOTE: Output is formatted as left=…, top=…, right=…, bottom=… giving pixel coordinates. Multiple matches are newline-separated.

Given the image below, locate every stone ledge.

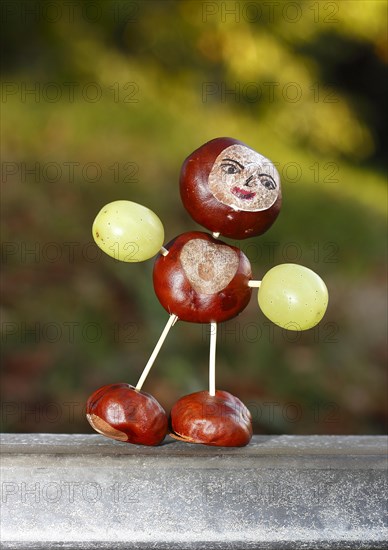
left=1, top=434, right=387, bottom=549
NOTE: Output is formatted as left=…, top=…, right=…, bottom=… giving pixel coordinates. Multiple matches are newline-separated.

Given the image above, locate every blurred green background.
left=1, top=0, right=387, bottom=436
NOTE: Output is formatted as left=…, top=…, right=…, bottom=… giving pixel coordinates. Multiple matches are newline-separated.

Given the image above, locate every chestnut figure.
left=88, top=137, right=326, bottom=449
left=153, top=231, right=252, bottom=323
left=180, top=137, right=282, bottom=239
left=170, top=390, right=253, bottom=447
left=86, top=383, right=168, bottom=446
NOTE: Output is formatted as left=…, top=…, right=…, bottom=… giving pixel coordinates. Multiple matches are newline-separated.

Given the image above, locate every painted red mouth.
left=231, top=186, right=256, bottom=200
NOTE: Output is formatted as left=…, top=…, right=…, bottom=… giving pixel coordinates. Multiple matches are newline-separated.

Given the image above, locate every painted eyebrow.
left=221, top=158, right=245, bottom=169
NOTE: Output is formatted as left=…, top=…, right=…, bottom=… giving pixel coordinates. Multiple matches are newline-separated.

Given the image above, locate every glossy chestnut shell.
left=180, top=137, right=282, bottom=239
left=170, top=390, right=253, bottom=447
left=86, top=383, right=168, bottom=446
left=153, top=231, right=252, bottom=323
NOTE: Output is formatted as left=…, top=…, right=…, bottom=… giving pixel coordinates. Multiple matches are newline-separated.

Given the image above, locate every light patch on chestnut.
left=180, top=239, right=239, bottom=294
left=169, top=431, right=200, bottom=444
left=208, top=144, right=279, bottom=212
left=86, top=413, right=128, bottom=442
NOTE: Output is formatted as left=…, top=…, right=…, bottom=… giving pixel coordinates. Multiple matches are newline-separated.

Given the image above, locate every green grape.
left=92, top=200, right=164, bottom=262
left=258, top=264, right=328, bottom=331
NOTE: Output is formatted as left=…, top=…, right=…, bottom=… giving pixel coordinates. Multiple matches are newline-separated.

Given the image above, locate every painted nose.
left=244, top=175, right=256, bottom=187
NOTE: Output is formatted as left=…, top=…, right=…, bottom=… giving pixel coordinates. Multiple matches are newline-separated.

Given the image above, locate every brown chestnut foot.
left=170, top=390, right=252, bottom=447
left=86, top=383, right=168, bottom=446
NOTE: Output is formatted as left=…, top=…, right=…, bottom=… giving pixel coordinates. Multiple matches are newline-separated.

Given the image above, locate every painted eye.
left=221, top=164, right=240, bottom=175
left=260, top=176, right=276, bottom=190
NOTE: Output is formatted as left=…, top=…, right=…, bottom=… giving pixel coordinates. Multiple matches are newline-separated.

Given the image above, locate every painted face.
left=208, top=144, right=280, bottom=212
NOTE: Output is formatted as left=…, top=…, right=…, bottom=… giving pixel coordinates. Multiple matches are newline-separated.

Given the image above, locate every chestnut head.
left=180, top=137, right=282, bottom=239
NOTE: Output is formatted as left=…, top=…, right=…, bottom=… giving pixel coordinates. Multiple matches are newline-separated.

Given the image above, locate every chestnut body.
left=153, top=231, right=252, bottom=323
left=180, top=137, right=282, bottom=239
left=170, top=390, right=253, bottom=446
left=86, top=383, right=168, bottom=446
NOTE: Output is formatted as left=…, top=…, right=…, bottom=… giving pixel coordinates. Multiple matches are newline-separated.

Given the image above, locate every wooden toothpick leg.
left=248, top=280, right=261, bottom=288
left=209, top=322, right=217, bottom=397
left=135, top=314, right=178, bottom=391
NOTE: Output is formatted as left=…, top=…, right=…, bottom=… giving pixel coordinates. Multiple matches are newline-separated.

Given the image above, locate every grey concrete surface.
left=0, top=433, right=387, bottom=549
